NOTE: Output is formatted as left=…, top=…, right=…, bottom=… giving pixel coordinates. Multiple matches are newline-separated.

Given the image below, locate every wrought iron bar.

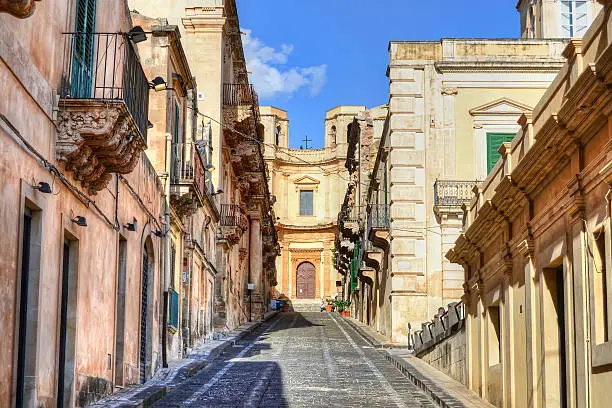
left=61, top=32, right=149, bottom=141
left=219, top=204, right=248, bottom=230
left=370, top=204, right=390, bottom=229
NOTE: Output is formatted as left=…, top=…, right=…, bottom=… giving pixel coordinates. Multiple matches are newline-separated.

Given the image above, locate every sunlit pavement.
left=152, top=312, right=437, bottom=408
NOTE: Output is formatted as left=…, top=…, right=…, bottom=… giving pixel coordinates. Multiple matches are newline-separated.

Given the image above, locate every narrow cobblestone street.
left=152, top=312, right=436, bottom=408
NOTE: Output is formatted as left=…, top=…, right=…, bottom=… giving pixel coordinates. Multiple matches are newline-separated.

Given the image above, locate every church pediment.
left=293, top=175, right=320, bottom=191
left=469, top=98, right=533, bottom=116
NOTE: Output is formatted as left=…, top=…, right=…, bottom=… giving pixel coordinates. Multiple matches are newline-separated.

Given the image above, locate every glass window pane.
left=300, top=190, right=313, bottom=216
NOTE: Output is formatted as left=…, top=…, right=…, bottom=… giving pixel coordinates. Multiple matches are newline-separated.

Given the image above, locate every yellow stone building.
left=261, top=106, right=370, bottom=301
left=448, top=2, right=612, bottom=406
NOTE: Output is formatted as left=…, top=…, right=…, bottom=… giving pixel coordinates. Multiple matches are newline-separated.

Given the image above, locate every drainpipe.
left=162, top=133, right=172, bottom=368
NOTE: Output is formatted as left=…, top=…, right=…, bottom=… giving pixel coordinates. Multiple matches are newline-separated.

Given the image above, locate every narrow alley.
left=151, top=312, right=436, bottom=408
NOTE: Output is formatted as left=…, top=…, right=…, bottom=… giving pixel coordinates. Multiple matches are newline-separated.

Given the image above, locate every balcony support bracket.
left=56, top=99, right=146, bottom=194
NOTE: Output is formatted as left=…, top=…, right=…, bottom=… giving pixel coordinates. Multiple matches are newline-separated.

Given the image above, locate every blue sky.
left=237, top=0, right=519, bottom=149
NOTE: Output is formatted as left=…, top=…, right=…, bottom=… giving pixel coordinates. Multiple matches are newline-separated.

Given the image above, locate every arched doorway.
left=296, top=262, right=316, bottom=299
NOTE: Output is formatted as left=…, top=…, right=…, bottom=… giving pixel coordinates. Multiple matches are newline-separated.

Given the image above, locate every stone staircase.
left=290, top=299, right=322, bottom=312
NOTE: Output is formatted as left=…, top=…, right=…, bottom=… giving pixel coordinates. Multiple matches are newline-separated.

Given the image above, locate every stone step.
left=290, top=299, right=323, bottom=312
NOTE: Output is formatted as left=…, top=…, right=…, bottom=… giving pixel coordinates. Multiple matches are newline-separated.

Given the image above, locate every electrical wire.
left=189, top=107, right=465, bottom=236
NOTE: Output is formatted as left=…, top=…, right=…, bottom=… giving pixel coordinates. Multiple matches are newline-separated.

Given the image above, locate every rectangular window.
left=561, top=1, right=588, bottom=37
left=488, top=305, right=501, bottom=365
left=299, top=190, right=314, bottom=216
left=594, top=229, right=608, bottom=344
left=486, top=132, right=515, bottom=173
left=71, top=0, right=96, bottom=97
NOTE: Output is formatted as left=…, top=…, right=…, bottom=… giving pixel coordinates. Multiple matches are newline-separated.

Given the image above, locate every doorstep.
left=89, top=310, right=279, bottom=407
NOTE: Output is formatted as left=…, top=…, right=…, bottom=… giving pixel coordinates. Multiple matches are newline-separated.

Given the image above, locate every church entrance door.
left=296, top=262, right=316, bottom=299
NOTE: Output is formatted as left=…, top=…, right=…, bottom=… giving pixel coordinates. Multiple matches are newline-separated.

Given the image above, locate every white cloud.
left=242, top=29, right=327, bottom=100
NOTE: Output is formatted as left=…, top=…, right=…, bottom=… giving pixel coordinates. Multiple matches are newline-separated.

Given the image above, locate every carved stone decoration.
left=0, top=0, right=36, bottom=18
left=170, top=192, right=198, bottom=218
left=55, top=100, right=146, bottom=194
left=441, top=87, right=459, bottom=96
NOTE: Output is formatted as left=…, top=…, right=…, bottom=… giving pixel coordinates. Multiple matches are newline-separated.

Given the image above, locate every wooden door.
left=296, top=262, right=316, bottom=299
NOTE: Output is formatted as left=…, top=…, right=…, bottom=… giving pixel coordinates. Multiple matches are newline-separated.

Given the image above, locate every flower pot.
left=325, top=305, right=333, bottom=312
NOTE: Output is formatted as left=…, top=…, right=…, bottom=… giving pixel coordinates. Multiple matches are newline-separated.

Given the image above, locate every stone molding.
left=55, top=100, right=146, bottom=194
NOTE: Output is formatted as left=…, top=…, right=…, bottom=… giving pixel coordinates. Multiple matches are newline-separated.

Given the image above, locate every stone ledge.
left=384, top=350, right=495, bottom=408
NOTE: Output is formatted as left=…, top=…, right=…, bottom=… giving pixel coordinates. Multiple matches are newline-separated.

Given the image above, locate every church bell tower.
left=517, top=0, right=602, bottom=38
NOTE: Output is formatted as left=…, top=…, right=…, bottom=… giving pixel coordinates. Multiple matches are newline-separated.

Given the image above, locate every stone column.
left=520, top=237, right=540, bottom=408
left=249, top=215, right=262, bottom=319
left=288, top=249, right=293, bottom=298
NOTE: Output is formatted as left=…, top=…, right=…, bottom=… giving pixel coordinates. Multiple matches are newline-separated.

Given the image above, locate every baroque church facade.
left=260, top=105, right=373, bottom=302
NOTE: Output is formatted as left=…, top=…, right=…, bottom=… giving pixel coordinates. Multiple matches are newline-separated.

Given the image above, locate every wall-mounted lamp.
left=194, top=140, right=208, bottom=148
left=127, top=26, right=148, bottom=43
left=211, top=189, right=223, bottom=196
left=71, top=216, right=87, bottom=227
left=153, top=230, right=164, bottom=238
left=149, top=77, right=174, bottom=92
left=33, top=181, right=52, bottom=194
left=124, top=219, right=138, bottom=232
left=205, top=164, right=215, bottom=172
left=147, top=120, right=154, bottom=129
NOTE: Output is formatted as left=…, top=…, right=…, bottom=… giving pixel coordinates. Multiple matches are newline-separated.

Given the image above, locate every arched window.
left=346, top=123, right=352, bottom=143
left=275, top=125, right=281, bottom=146
left=330, top=125, right=337, bottom=144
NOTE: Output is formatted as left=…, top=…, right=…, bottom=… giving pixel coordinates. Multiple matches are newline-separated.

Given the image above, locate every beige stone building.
left=518, top=0, right=602, bottom=39
left=357, top=12, right=578, bottom=344
left=448, top=2, right=612, bottom=406
left=0, top=0, right=168, bottom=405
left=128, top=0, right=279, bottom=328
left=261, top=106, right=363, bottom=301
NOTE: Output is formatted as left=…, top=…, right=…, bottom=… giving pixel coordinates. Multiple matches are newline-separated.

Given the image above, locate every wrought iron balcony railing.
left=369, top=203, right=390, bottom=229
left=56, top=32, right=150, bottom=194
left=433, top=180, right=481, bottom=207
left=61, top=32, right=149, bottom=139
left=170, top=145, right=208, bottom=198
left=219, top=204, right=249, bottom=231
left=222, top=83, right=261, bottom=126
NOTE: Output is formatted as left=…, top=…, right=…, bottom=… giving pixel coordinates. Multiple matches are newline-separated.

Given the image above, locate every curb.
left=341, top=316, right=482, bottom=408
left=340, top=315, right=407, bottom=349
left=90, top=311, right=280, bottom=407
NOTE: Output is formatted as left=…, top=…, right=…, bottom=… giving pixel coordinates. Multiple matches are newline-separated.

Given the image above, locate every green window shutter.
left=486, top=133, right=515, bottom=173
left=71, top=0, right=96, bottom=97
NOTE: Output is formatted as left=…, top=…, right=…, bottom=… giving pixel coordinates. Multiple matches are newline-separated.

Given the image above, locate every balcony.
left=367, top=204, right=390, bottom=250
left=1, top=0, right=36, bottom=18
left=56, top=33, right=149, bottom=194
left=363, top=240, right=383, bottom=271
left=339, top=205, right=364, bottom=240
left=217, top=204, right=248, bottom=245
left=170, top=145, right=209, bottom=217
left=433, top=180, right=481, bottom=225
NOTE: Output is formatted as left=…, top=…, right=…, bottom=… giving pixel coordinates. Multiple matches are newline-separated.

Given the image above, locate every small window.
left=299, top=190, right=314, bottom=216
left=560, top=1, right=589, bottom=37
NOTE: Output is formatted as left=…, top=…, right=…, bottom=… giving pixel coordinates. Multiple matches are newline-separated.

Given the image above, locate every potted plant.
left=325, top=298, right=333, bottom=312
left=342, top=300, right=351, bottom=317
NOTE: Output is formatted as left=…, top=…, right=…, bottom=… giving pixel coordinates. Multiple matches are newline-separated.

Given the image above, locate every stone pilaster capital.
left=441, top=87, right=458, bottom=96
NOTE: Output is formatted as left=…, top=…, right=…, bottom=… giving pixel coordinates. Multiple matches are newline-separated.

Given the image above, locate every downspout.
left=247, top=215, right=252, bottom=322
left=162, top=133, right=172, bottom=368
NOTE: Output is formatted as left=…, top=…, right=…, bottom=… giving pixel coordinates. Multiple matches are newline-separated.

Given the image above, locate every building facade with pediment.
left=260, top=105, right=370, bottom=302
left=358, top=34, right=577, bottom=343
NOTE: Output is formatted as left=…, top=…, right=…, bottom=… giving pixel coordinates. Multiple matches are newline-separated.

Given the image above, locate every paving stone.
left=149, top=312, right=438, bottom=408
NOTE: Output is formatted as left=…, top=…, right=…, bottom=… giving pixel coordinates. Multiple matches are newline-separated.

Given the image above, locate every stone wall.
left=413, top=302, right=467, bottom=385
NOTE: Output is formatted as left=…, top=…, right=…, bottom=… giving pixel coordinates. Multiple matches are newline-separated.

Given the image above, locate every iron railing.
left=433, top=180, right=481, bottom=206
left=170, top=145, right=207, bottom=197
left=222, top=83, right=261, bottom=126
left=219, top=204, right=249, bottom=230
left=61, top=32, right=150, bottom=140
left=369, top=203, right=390, bottom=229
